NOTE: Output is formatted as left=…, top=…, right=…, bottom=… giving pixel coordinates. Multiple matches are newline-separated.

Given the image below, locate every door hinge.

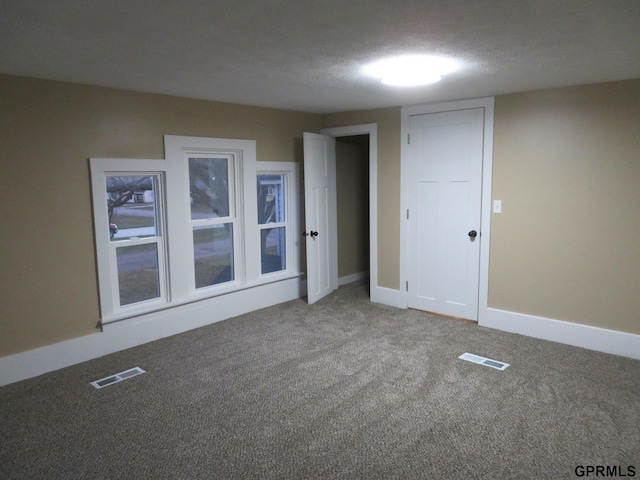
left=407, top=133, right=410, bottom=144
left=406, top=280, right=409, bottom=291
left=406, top=209, right=409, bottom=219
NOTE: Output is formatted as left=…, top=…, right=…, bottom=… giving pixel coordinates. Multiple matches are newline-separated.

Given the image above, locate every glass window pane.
left=193, top=224, right=234, bottom=288
left=116, top=243, right=160, bottom=306
left=189, top=158, right=230, bottom=220
left=106, top=175, right=158, bottom=241
left=257, top=174, right=285, bottom=224
left=261, top=227, right=286, bottom=274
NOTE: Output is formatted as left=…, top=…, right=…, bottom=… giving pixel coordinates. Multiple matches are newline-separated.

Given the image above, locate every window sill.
left=100, top=271, right=303, bottom=328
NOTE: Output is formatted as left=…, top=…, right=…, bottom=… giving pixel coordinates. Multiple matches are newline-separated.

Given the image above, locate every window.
left=90, top=160, right=169, bottom=320
left=257, top=174, right=287, bottom=274
left=188, top=156, right=239, bottom=289
left=108, top=175, right=165, bottom=306
left=90, top=136, right=299, bottom=325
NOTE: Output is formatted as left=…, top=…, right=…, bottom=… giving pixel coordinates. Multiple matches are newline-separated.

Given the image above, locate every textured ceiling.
left=1, top=0, right=639, bottom=113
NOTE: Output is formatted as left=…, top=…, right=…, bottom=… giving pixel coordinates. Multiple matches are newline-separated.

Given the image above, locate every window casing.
left=90, top=136, right=299, bottom=325
left=187, top=154, right=241, bottom=291
left=109, top=174, right=166, bottom=307
left=90, top=161, right=170, bottom=319
left=257, top=173, right=288, bottom=275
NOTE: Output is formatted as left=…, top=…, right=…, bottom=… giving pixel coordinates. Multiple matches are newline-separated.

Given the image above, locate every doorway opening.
left=335, top=134, right=370, bottom=294
left=304, top=123, right=377, bottom=304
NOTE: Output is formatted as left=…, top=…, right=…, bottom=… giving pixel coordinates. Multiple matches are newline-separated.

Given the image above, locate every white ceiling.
left=1, top=0, right=639, bottom=114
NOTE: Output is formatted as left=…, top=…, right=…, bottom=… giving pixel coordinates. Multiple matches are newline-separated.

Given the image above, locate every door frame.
left=399, top=98, right=494, bottom=321
left=320, top=123, right=378, bottom=302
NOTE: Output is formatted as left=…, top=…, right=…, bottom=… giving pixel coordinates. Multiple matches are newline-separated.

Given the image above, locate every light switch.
left=493, top=200, right=502, bottom=214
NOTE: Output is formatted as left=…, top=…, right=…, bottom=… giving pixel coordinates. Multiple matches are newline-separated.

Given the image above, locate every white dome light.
left=363, top=55, right=459, bottom=87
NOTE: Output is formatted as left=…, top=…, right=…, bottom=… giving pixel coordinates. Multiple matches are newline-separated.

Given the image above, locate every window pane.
left=116, top=243, right=160, bottom=306
left=257, top=174, right=285, bottom=224
left=193, top=224, right=234, bottom=288
left=189, top=158, right=230, bottom=220
left=106, top=175, right=158, bottom=241
left=261, top=227, right=286, bottom=274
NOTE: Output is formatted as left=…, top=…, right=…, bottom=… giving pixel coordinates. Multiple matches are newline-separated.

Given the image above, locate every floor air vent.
left=91, top=367, right=146, bottom=389
left=459, top=353, right=509, bottom=371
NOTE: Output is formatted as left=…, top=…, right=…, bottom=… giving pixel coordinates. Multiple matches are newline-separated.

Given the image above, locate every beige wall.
left=336, top=138, right=369, bottom=278
left=490, top=80, right=640, bottom=334
left=3, top=72, right=639, bottom=360
left=322, top=108, right=401, bottom=289
left=323, top=80, right=640, bottom=335
left=0, top=74, right=321, bottom=357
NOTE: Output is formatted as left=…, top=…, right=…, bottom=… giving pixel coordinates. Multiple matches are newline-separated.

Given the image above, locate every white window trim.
left=89, top=159, right=169, bottom=320
left=251, top=163, right=300, bottom=280
left=90, top=136, right=301, bottom=326
left=185, top=152, right=244, bottom=294
left=163, top=136, right=251, bottom=303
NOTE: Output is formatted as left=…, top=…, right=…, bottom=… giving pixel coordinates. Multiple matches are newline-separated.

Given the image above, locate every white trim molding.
left=372, top=286, right=405, bottom=309
left=338, top=271, right=368, bottom=287
left=0, top=277, right=303, bottom=386
left=480, top=307, right=640, bottom=360
left=321, top=124, right=379, bottom=304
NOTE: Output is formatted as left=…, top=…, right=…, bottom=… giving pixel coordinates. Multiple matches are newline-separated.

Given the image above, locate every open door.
left=303, top=132, right=338, bottom=304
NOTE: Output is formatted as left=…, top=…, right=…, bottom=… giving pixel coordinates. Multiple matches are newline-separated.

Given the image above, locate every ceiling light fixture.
left=363, top=55, right=459, bottom=87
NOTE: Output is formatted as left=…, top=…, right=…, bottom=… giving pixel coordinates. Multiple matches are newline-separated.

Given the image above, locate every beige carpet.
left=1, top=281, right=639, bottom=479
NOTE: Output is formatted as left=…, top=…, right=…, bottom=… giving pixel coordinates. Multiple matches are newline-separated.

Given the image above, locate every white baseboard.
left=480, top=307, right=640, bottom=360
left=371, top=285, right=405, bottom=308
left=5, top=281, right=636, bottom=386
left=338, top=271, right=368, bottom=287
left=0, top=277, right=303, bottom=386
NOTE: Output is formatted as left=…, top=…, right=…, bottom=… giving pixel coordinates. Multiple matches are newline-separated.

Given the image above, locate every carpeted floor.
left=1, top=281, right=639, bottom=479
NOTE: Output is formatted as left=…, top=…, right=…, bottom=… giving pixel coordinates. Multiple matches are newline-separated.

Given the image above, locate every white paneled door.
left=303, top=132, right=338, bottom=304
left=407, top=108, right=485, bottom=320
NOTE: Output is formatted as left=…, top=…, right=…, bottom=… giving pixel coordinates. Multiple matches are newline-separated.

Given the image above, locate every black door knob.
left=468, top=230, right=478, bottom=238
left=310, top=231, right=319, bottom=237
